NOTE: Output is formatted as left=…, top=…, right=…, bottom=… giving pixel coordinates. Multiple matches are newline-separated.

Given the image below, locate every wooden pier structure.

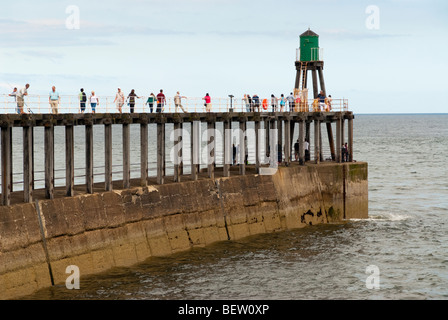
left=0, top=111, right=354, bottom=206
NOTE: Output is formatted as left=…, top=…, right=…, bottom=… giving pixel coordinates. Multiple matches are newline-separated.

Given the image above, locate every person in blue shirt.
left=317, top=90, right=326, bottom=111
left=49, top=86, right=60, bottom=114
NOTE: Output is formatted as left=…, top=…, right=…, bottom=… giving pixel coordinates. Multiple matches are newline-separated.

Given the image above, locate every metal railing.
left=1, top=94, right=348, bottom=114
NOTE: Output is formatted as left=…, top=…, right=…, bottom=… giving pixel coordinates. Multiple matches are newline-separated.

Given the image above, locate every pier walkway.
left=0, top=110, right=354, bottom=206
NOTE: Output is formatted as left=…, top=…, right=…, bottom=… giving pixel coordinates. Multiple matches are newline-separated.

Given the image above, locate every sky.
left=0, top=0, right=447, bottom=114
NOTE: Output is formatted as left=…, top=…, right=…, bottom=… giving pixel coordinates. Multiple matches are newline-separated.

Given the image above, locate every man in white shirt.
left=174, top=91, right=187, bottom=113
left=17, top=84, right=30, bottom=114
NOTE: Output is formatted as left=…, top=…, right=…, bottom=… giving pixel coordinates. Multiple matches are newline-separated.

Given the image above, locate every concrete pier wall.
left=0, top=162, right=367, bottom=299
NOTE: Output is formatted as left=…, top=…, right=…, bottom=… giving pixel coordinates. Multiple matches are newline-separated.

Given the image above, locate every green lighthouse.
left=294, top=28, right=326, bottom=100
left=299, top=28, right=320, bottom=62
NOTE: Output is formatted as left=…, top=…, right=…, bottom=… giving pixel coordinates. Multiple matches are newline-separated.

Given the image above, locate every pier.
left=0, top=110, right=354, bottom=206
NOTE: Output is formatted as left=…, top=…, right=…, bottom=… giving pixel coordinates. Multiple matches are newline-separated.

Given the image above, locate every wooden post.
left=85, top=124, right=93, bottom=194
left=348, top=117, right=354, bottom=162
left=223, top=120, right=231, bottom=177
left=140, top=122, right=148, bottom=186
left=157, top=121, right=165, bottom=185
left=105, top=123, right=113, bottom=191
left=317, top=66, right=326, bottom=97
left=312, top=68, right=319, bottom=99
left=255, top=120, right=260, bottom=173
left=45, top=124, right=54, bottom=199
left=174, top=122, right=182, bottom=182
left=319, top=123, right=324, bottom=161
left=191, top=121, right=200, bottom=181
left=23, top=125, right=33, bottom=203
left=1, top=125, right=11, bottom=205
left=298, top=120, right=305, bottom=165
left=65, top=125, right=74, bottom=197
left=9, top=127, right=12, bottom=192
left=123, top=123, right=130, bottom=189
left=277, top=119, right=283, bottom=164
left=284, top=119, right=291, bottom=166
left=326, top=122, right=336, bottom=161
left=314, top=119, right=320, bottom=164
left=265, top=119, right=270, bottom=161
left=239, top=121, right=246, bottom=175
left=207, top=121, right=215, bottom=179
left=336, top=117, right=341, bottom=163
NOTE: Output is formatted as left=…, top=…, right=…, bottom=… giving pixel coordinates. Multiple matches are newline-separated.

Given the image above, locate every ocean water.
left=21, top=114, right=448, bottom=300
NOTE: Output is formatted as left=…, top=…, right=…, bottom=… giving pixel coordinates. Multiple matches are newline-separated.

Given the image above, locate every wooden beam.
left=255, top=120, right=260, bottom=173
left=348, top=118, right=354, bottom=162
left=284, top=119, right=291, bottom=166
left=45, top=124, right=54, bottom=199
left=239, top=121, right=246, bottom=175
left=314, top=119, right=320, bottom=164
left=105, top=123, right=113, bottom=191
left=326, top=122, right=336, bottom=161
left=298, top=120, right=305, bottom=165
left=223, top=120, right=231, bottom=177
left=157, top=121, right=165, bottom=185
left=23, top=125, right=33, bottom=203
left=336, top=117, right=341, bottom=163
left=65, top=125, right=74, bottom=197
left=85, top=124, right=93, bottom=194
left=191, top=121, right=200, bottom=181
left=173, top=122, right=181, bottom=182
left=317, top=66, right=326, bottom=97
left=312, top=69, right=319, bottom=99
left=1, top=125, right=11, bottom=205
left=207, top=121, right=215, bottom=179
left=123, top=123, right=130, bottom=189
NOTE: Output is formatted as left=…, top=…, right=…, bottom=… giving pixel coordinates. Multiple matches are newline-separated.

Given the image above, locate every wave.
left=349, top=212, right=411, bottom=222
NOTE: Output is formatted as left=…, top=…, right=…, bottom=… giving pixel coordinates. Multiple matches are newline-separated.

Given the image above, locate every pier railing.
left=1, top=94, right=348, bottom=114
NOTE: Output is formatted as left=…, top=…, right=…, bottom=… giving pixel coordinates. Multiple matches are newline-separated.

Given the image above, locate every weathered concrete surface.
left=0, top=162, right=367, bottom=299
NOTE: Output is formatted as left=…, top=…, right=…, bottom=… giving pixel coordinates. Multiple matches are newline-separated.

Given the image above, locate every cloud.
left=0, top=18, right=193, bottom=48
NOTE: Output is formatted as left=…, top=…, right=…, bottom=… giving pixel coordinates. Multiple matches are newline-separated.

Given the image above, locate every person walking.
left=89, top=91, right=99, bottom=113
left=317, top=90, right=326, bottom=111
left=174, top=91, right=188, bottom=113
left=114, top=88, right=125, bottom=113
left=247, top=95, right=252, bottom=112
left=286, top=92, right=295, bottom=112
left=304, top=139, right=310, bottom=162
left=279, top=94, right=286, bottom=112
left=16, top=84, right=30, bottom=114
left=79, top=88, right=87, bottom=113
left=8, top=87, right=19, bottom=114
left=252, top=94, right=260, bottom=112
left=270, top=94, right=278, bottom=112
left=146, top=93, right=156, bottom=113
left=49, top=86, right=60, bottom=114
left=203, top=93, right=211, bottom=112
left=156, top=89, right=166, bottom=113
left=294, top=138, right=300, bottom=161
left=243, top=94, right=250, bottom=112
left=127, top=89, right=140, bottom=113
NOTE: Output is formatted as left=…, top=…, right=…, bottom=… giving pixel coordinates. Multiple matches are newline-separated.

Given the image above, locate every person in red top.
left=156, top=89, right=166, bottom=113
left=203, top=93, right=211, bottom=112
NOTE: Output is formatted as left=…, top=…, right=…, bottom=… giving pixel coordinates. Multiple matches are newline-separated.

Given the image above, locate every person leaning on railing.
left=79, top=88, right=87, bottom=113
left=16, top=84, right=29, bottom=114
left=49, top=86, right=60, bottom=114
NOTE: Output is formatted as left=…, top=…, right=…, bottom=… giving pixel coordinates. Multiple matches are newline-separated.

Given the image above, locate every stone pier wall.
left=0, top=162, right=367, bottom=299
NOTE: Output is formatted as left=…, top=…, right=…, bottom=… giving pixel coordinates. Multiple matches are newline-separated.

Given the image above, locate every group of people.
left=8, top=84, right=30, bottom=114
left=8, top=84, right=333, bottom=114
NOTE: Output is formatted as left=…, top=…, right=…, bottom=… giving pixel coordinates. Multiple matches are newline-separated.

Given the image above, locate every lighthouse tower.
left=294, top=29, right=326, bottom=101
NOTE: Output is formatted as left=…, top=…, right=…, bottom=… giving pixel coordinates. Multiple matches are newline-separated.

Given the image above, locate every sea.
left=19, top=114, right=448, bottom=300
